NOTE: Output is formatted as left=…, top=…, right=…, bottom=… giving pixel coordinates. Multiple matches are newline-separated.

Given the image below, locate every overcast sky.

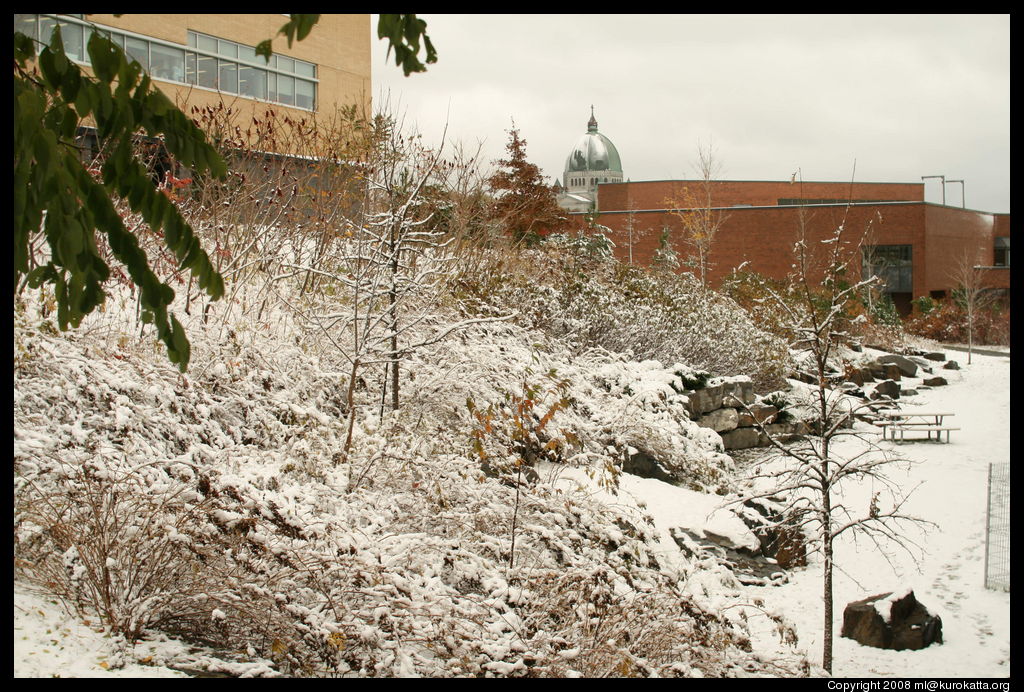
left=370, top=14, right=1009, bottom=214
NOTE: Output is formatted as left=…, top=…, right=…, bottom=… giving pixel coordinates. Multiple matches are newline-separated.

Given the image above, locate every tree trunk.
left=822, top=502, right=834, bottom=674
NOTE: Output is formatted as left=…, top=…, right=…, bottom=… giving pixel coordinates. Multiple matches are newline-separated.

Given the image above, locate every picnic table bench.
left=873, top=411, right=958, bottom=443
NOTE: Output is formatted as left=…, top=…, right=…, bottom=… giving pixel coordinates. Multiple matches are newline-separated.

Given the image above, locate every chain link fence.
left=984, top=462, right=1010, bottom=592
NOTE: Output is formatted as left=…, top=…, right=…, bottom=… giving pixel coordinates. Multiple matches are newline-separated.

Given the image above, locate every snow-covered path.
left=746, top=351, right=1011, bottom=677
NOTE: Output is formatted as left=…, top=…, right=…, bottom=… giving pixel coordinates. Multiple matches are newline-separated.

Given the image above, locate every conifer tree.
left=488, top=124, right=568, bottom=245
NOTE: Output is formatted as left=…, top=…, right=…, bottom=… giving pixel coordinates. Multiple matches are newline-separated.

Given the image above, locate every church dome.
left=564, top=109, right=622, bottom=174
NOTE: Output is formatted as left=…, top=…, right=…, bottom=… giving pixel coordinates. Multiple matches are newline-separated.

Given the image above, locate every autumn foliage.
left=487, top=125, right=568, bottom=245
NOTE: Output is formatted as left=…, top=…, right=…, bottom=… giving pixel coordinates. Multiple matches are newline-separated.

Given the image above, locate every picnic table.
left=873, top=411, right=958, bottom=443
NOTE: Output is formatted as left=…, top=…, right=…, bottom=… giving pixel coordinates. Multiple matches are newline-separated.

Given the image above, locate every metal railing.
left=984, top=462, right=1010, bottom=591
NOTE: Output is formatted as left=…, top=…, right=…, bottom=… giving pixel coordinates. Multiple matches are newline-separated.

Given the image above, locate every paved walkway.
left=942, top=344, right=1010, bottom=359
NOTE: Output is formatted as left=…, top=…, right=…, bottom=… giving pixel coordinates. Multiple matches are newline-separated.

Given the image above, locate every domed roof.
left=564, top=109, right=622, bottom=173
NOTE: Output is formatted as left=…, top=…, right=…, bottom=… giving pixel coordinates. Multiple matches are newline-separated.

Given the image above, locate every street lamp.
left=921, top=175, right=946, bottom=205
left=947, top=179, right=965, bottom=209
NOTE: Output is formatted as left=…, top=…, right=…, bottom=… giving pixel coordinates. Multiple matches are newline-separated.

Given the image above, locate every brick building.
left=583, top=178, right=1009, bottom=315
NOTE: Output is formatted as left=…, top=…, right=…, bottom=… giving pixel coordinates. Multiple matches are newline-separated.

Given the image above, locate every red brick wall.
left=597, top=180, right=924, bottom=212
left=595, top=203, right=927, bottom=292
left=924, top=205, right=997, bottom=290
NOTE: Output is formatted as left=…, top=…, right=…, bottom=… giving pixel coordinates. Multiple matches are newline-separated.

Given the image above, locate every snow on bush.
left=460, top=248, right=791, bottom=391
left=14, top=284, right=799, bottom=677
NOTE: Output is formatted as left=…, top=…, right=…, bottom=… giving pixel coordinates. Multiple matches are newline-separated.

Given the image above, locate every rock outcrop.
left=841, top=590, right=943, bottom=651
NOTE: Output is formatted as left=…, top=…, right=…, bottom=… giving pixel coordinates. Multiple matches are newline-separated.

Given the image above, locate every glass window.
left=239, top=65, right=267, bottom=100
left=277, top=55, right=295, bottom=74
left=57, top=20, right=85, bottom=62
left=994, top=237, right=1010, bottom=267
left=38, top=16, right=56, bottom=46
left=237, top=45, right=257, bottom=64
left=185, top=52, right=197, bottom=84
left=294, top=60, right=315, bottom=78
left=862, top=245, right=913, bottom=293
left=15, top=14, right=38, bottom=41
left=196, top=54, right=217, bottom=88
left=218, top=60, right=238, bottom=93
left=267, top=72, right=277, bottom=102
left=125, top=36, right=149, bottom=71
left=295, top=79, right=314, bottom=110
left=217, top=39, right=237, bottom=58
left=150, top=43, right=185, bottom=82
left=276, top=74, right=294, bottom=106
left=196, top=34, right=217, bottom=53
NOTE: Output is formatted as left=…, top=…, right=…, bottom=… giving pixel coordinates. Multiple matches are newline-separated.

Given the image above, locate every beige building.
left=15, top=14, right=372, bottom=151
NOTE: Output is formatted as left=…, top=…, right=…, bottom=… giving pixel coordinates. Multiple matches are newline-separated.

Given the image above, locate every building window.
left=18, top=15, right=317, bottom=112
left=862, top=244, right=913, bottom=293
left=994, top=237, right=1010, bottom=267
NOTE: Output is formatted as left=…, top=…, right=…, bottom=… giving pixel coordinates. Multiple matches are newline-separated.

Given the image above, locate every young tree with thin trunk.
left=663, top=139, right=728, bottom=287
left=950, top=248, right=995, bottom=365
left=734, top=205, right=933, bottom=674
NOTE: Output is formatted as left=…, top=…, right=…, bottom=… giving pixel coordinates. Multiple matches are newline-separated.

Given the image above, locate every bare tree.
left=276, top=113, right=512, bottom=475
left=663, top=139, right=728, bottom=287
left=733, top=205, right=933, bottom=674
left=620, top=200, right=651, bottom=266
left=950, top=248, right=996, bottom=365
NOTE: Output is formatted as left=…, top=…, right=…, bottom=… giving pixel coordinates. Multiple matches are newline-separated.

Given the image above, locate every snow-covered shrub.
left=459, top=249, right=791, bottom=391
left=16, top=283, right=803, bottom=677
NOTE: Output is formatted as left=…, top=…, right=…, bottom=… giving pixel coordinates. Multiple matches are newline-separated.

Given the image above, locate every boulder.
left=721, top=427, right=762, bottom=451
left=737, top=404, right=779, bottom=427
left=923, top=352, right=947, bottom=361
left=884, top=364, right=903, bottom=382
left=697, top=407, right=740, bottom=433
left=878, top=354, right=919, bottom=378
left=943, top=360, right=961, bottom=370
left=841, top=590, right=943, bottom=651
left=687, top=384, right=724, bottom=415
left=721, top=380, right=755, bottom=407
left=737, top=500, right=807, bottom=569
left=669, top=527, right=789, bottom=587
left=757, top=422, right=807, bottom=446
left=622, top=449, right=676, bottom=484
left=871, top=379, right=901, bottom=400
left=922, top=376, right=948, bottom=387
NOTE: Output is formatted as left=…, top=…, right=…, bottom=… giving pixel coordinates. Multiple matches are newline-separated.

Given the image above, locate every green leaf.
left=255, top=40, right=273, bottom=62
left=14, top=31, right=36, bottom=64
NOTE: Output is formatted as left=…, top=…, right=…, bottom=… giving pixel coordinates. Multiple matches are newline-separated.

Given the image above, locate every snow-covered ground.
left=604, top=349, right=1011, bottom=678
left=13, top=330, right=1009, bottom=678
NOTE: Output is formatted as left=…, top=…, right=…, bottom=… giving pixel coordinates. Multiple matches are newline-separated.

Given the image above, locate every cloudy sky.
left=370, top=14, right=1009, bottom=214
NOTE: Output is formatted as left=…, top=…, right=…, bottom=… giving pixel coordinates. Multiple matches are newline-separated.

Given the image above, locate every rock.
left=622, top=449, right=676, bottom=484
left=737, top=404, right=779, bottom=427
left=943, top=360, right=960, bottom=370
left=697, top=407, right=739, bottom=433
left=884, top=364, right=903, bottom=381
left=721, top=427, right=762, bottom=451
left=849, top=342, right=864, bottom=352
left=841, top=590, right=943, bottom=651
left=687, top=384, right=724, bottom=415
left=669, top=527, right=790, bottom=587
left=871, top=379, right=901, bottom=400
left=878, top=354, right=919, bottom=378
left=923, top=352, right=947, bottom=361
left=901, top=389, right=918, bottom=397
left=922, top=376, right=948, bottom=387
left=737, top=500, right=807, bottom=569
left=721, top=380, right=755, bottom=407
left=757, top=422, right=808, bottom=446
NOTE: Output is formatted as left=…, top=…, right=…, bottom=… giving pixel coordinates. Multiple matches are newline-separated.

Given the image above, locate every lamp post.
left=921, top=175, right=946, bottom=205
left=947, top=179, right=965, bottom=208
